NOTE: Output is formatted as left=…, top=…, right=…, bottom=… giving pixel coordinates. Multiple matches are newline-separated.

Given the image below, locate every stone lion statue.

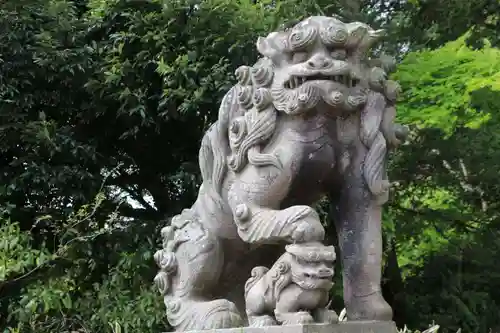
left=153, top=15, right=407, bottom=331
left=244, top=242, right=338, bottom=327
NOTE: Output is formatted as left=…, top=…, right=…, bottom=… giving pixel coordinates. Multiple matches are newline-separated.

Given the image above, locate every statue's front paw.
left=291, top=220, right=324, bottom=243
left=275, top=311, right=314, bottom=325
left=313, top=308, right=339, bottom=324
left=288, top=208, right=325, bottom=242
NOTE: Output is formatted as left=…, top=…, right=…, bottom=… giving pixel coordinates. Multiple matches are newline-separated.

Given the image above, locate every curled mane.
left=199, top=57, right=282, bottom=200
left=359, top=66, right=402, bottom=204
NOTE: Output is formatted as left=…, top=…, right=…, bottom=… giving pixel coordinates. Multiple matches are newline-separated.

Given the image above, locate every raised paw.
left=275, top=311, right=314, bottom=325
left=313, top=308, right=339, bottom=324
left=248, top=315, right=278, bottom=327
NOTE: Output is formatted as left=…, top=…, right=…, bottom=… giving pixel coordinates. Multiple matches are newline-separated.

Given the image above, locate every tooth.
left=293, top=77, right=300, bottom=87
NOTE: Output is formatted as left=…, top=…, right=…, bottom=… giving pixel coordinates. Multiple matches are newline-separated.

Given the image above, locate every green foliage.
left=387, top=36, right=500, bottom=333
left=1, top=192, right=166, bottom=332
left=391, top=0, right=500, bottom=50
left=394, top=36, right=500, bottom=133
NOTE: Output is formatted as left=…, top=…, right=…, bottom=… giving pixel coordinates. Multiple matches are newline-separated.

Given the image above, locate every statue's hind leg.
left=154, top=208, right=243, bottom=331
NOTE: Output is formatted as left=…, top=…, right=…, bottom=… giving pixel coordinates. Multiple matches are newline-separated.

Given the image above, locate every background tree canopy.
left=1, top=1, right=500, bottom=332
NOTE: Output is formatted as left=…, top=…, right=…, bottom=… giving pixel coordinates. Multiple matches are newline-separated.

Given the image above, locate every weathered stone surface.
left=153, top=14, right=407, bottom=332
left=166, top=322, right=399, bottom=333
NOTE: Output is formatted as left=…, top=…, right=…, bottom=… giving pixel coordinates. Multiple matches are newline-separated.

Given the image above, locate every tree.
left=390, top=0, right=500, bottom=50
left=388, top=35, right=500, bottom=332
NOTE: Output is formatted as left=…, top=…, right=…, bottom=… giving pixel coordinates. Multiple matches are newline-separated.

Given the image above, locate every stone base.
left=170, top=322, right=398, bottom=333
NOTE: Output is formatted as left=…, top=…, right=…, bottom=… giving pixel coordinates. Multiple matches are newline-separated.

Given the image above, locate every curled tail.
left=244, top=266, right=269, bottom=297
left=165, top=297, right=242, bottom=331
left=199, top=86, right=240, bottom=194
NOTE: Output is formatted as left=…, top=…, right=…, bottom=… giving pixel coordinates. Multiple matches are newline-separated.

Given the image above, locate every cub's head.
left=285, top=243, right=336, bottom=291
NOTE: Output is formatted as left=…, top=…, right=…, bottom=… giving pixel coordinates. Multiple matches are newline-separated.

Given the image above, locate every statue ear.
left=256, top=32, right=290, bottom=65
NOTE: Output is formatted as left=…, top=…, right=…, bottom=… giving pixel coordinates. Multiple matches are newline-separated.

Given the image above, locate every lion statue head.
left=251, top=16, right=393, bottom=116
left=224, top=16, right=407, bottom=204
left=285, top=242, right=336, bottom=291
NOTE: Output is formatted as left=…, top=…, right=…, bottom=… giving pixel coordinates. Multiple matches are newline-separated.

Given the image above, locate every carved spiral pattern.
left=235, top=66, right=252, bottom=86
left=321, top=25, right=348, bottom=47
left=381, top=105, right=401, bottom=148
left=160, top=252, right=177, bottom=273
left=306, top=251, right=320, bottom=261
left=359, top=92, right=391, bottom=203
left=227, top=155, right=237, bottom=170
left=154, top=250, right=163, bottom=266
left=384, top=80, right=401, bottom=102
left=166, top=298, right=181, bottom=314
left=229, top=117, right=247, bottom=150
left=289, top=26, right=317, bottom=51
left=234, top=203, right=250, bottom=222
left=369, top=67, right=387, bottom=91
left=252, top=88, right=273, bottom=110
left=250, top=266, right=266, bottom=277
left=237, top=86, right=254, bottom=109
left=346, top=25, right=368, bottom=49
left=154, top=271, right=170, bottom=295
left=228, top=105, right=278, bottom=172
left=324, top=91, right=345, bottom=107
left=251, top=66, right=274, bottom=88
left=271, top=262, right=290, bottom=281
left=345, top=94, right=367, bottom=110
left=331, top=49, right=347, bottom=60
left=284, top=83, right=321, bottom=115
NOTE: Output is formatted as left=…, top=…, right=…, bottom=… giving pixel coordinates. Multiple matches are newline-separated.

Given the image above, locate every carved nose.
left=307, top=55, right=332, bottom=69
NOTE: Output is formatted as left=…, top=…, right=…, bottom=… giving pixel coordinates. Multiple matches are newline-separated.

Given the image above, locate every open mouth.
left=284, top=74, right=360, bottom=89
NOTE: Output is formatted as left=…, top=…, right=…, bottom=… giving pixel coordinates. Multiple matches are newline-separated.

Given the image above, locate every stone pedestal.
left=168, top=322, right=399, bottom=333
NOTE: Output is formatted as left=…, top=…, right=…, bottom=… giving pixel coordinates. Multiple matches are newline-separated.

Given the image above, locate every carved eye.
left=291, top=32, right=300, bottom=40
left=289, top=31, right=304, bottom=47
left=326, top=26, right=348, bottom=45
left=292, top=52, right=309, bottom=64
left=288, top=26, right=317, bottom=51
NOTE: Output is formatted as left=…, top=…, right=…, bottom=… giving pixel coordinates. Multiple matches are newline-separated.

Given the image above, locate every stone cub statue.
left=244, top=242, right=339, bottom=326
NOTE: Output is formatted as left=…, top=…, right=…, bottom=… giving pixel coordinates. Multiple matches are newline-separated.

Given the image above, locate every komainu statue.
left=154, top=15, right=407, bottom=331
left=245, top=243, right=338, bottom=327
